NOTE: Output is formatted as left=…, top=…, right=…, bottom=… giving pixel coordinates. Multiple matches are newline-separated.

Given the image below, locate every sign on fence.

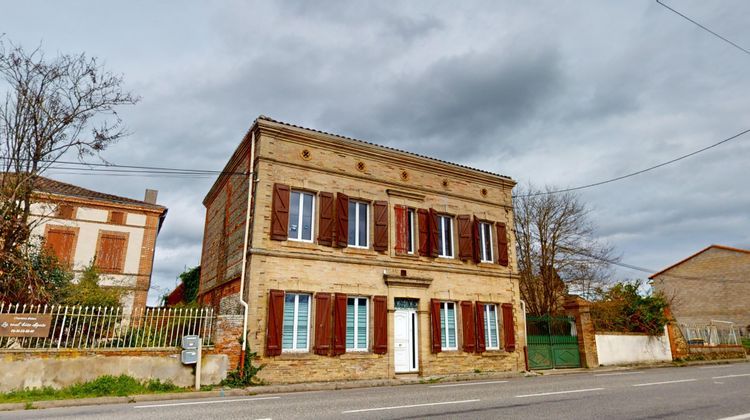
left=0, top=314, right=53, bottom=337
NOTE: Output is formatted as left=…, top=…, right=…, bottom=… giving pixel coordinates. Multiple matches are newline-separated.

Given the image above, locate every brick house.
left=650, top=245, right=750, bottom=335
left=198, top=116, right=524, bottom=383
left=29, top=176, right=167, bottom=312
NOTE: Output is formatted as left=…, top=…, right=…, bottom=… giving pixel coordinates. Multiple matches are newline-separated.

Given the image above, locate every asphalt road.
left=3, top=363, right=750, bottom=419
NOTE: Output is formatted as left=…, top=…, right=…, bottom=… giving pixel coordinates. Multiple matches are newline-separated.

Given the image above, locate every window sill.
left=393, top=253, right=420, bottom=260
left=342, top=247, right=376, bottom=256
left=278, top=352, right=314, bottom=360
left=435, top=350, right=462, bottom=357
left=339, top=352, right=379, bottom=359
left=480, top=350, right=508, bottom=358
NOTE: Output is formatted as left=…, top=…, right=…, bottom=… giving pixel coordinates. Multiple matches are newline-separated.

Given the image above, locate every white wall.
left=595, top=329, right=672, bottom=365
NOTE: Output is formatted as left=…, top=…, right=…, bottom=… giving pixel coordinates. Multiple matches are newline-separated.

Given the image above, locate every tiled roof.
left=257, top=115, right=513, bottom=181
left=648, top=244, right=750, bottom=279
left=32, top=175, right=166, bottom=211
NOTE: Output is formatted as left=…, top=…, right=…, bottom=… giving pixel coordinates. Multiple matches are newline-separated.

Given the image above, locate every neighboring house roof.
left=649, top=244, right=750, bottom=279
left=32, top=175, right=166, bottom=212
left=256, top=115, right=513, bottom=180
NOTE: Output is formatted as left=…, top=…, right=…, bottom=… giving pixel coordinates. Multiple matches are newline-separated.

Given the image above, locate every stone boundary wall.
left=595, top=329, right=672, bottom=365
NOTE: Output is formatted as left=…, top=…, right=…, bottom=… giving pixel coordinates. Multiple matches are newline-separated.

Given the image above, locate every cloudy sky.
left=3, top=1, right=749, bottom=303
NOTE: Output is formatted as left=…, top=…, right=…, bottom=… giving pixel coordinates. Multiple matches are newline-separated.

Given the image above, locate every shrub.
left=221, top=342, right=264, bottom=387
left=591, top=280, right=669, bottom=335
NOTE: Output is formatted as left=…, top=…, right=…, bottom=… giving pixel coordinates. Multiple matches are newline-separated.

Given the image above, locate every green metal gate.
left=526, top=315, right=581, bottom=370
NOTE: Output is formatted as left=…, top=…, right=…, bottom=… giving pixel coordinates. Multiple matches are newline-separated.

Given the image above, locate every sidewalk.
left=1, top=356, right=747, bottom=412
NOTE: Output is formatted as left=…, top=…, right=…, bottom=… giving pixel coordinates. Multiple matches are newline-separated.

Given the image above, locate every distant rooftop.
left=32, top=175, right=166, bottom=212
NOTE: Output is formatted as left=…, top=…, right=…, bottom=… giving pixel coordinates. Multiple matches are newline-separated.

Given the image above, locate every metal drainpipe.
left=238, top=131, right=256, bottom=365
left=520, top=299, right=529, bottom=371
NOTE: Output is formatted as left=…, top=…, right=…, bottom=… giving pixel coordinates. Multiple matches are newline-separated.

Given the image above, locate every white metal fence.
left=681, top=320, right=740, bottom=346
left=0, top=303, right=215, bottom=351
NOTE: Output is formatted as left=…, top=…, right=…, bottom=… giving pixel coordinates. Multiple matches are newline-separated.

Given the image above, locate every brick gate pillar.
left=563, top=296, right=599, bottom=368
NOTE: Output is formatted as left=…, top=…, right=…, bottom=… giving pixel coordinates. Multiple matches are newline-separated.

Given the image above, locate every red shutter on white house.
left=313, top=293, right=332, bottom=355
left=270, top=184, right=290, bottom=240
left=430, top=299, right=442, bottom=353
left=417, top=209, right=429, bottom=256
left=373, top=296, right=388, bottom=354
left=334, top=193, right=349, bottom=248
left=497, top=222, right=509, bottom=266
left=502, top=303, right=516, bottom=352
left=428, top=208, right=439, bottom=257
left=373, top=200, right=388, bottom=252
left=457, top=215, right=472, bottom=261
left=472, top=216, right=481, bottom=264
left=332, top=293, right=347, bottom=355
left=475, top=302, right=486, bottom=353
left=394, top=205, right=407, bottom=254
left=317, top=192, right=334, bottom=246
left=460, top=301, right=476, bottom=353
left=266, top=289, right=285, bottom=357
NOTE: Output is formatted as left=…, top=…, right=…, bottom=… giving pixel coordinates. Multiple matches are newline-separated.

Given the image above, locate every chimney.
left=144, top=189, right=158, bottom=204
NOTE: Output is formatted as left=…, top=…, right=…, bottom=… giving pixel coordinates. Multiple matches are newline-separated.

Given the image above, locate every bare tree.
left=514, top=184, right=617, bottom=315
left=0, top=39, right=137, bottom=302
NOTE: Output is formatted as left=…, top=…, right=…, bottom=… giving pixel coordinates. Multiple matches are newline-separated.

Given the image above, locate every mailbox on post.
left=181, top=335, right=202, bottom=390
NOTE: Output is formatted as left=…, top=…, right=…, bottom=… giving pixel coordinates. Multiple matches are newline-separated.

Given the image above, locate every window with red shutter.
left=96, top=232, right=128, bottom=273
left=394, top=205, right=407, bottom=254
left=456, top=215, right=472, bottom=261
left=373, top=295, right=388, bottom=354
left=373, top=201, right=388, bottom=252
left=430, top=299, right=442, bottom=353
left=417, top=209, right=429, bottom=256
left=317, top=192, right=334, bottom=246
left=56, top=204, right=75, bottom=219
left=429, top=209, right=440, bottom=257
left=460, top=301, right=476, bottom=353
left=45, top=227, right=77, bottom=267
left=266, top=289, right=285, bottom=357
left=313, top=293, right=332, bottom=355
left=475, top=302, right=487, bottom=353
left=332, top=293, right=347, bottom=355
left=109, top=211, right=126, bottom=225
left=271, top=183, right=290, bottom=240
left=334, top=193, right=349, bottom=247
left=497, top=222, right=509, bottom=266
left=472, top=217, right=481, bottom=263
left=502, top=303, right=516, bottom=352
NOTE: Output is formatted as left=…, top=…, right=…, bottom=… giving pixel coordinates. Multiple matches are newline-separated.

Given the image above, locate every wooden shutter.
left=96, top=233, right=127, bottom=273
left=313, top=293, right=332, bottom=355
left=271, top=183, right=290, bottom=240
left=502, top=303, right=516, bottom=352
left=109, top=211, right=125, bottom=225
left=430, top=299, right=442, bottom=353
left=45, top=228, right=76, bottom=267
left=460, top=301, right=476, bottom=353
left=334, top=193, right=349, bottom=248
left=428, top=209, right=440, bottom=257
left=394, top=205, right=407, bottom=254
left=497, top=222, right=509, bottom=266
left=266, top=289, right=285, bottom=357
left=472, top=217, right=481, bottom=264
left=332, top=293, right=347, bottom=355
left=373, top=201, right=389, bottom=252
left=373, top=295, right=388, bottom=354
left=457, top=215, right=472, bottom=261
left=317, top=192, right=334, bottom=246
left=475, top=303, right=486, bottom=353
left=56, top=204, right=75, bottom=219
left=417, top=209, right=429, bottom=256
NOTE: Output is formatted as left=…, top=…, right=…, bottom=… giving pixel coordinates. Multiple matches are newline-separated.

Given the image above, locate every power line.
left=656, top=0, right=750, bottom=56
left=515, top=128, right=750, bottom=197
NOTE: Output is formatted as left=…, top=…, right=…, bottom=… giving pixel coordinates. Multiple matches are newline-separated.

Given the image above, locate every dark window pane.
left=302, top=193, right=313, bottom=240
left=289, top=191, right=300, bottom=239
left=358, top=203, right=368, bottom=247
left=348, top=201, right=356, bottom=245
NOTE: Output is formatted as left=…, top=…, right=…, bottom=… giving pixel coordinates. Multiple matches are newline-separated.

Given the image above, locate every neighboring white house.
left=29, top=176, right=167, bottom=312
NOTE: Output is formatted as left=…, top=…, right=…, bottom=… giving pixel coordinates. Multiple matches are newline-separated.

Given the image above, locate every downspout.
left=238, top=131, right=256, bottom=369
left=520, top=299, right=529, bottom=371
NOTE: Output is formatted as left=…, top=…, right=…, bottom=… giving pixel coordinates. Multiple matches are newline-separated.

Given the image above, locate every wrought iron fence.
left=681, top=321, right=739, bottom=346
left=0, top=303, right=215, bottom=351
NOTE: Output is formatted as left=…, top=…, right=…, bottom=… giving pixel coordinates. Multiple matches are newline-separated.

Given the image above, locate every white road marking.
left=430, top=380, right=508, bottom=388
left=342, top=399, right=480, bottom=413
left=632, top=379, right=696, bottom=387
left=515, top=388, right=605, bottom=398
left=594, top=371, right=644, bottom=377
left=713, top=373, right=750, bottom=380
left=717, top=413, right=750, bottom=420
left=698, top=365, right=736, bottom=369
left=134, top=396, right=280, bottom=408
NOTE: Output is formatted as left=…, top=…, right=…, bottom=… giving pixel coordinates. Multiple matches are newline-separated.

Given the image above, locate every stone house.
left=29, top=176, right=167, bottom=312
left=650, top=245, right=750, bottom=334
left=198, top=116, right=523, bottom=383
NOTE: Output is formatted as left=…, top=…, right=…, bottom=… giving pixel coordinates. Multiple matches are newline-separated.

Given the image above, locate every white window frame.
left=346, top=297, right=369, bottom=352
left=288, top=191, right=315, bottom=243
left=441, top=301, right=458, bottom=351
left=407, top=208, right=415, bottom=254
left=479, top=221, right=494, bottom=263
left=437, top=215, right=454, bottom=258
left=484, top=304, right=500, bottom=350
left=348, top=200, right=369, bottom=248
left=282, top=293, right=311, bottom=352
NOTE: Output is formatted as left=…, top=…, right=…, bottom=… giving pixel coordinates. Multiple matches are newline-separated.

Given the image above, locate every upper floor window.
left=440, top=301, right=458, bottom=350
left=348, top=200, right=368, bottom=248
left=282, top=293, right=310, bottom=352
left=406, top=208, right=415, bottom=254
left=109, top=211, right=126, bottom=225
left=346, top=297, right=369, bottom=351
left=288, top=191, right=315, bottom=242
left=484, top=304, right=500, bottom=350
left=96, top=231, right=128, bottom=273
left=479, top=222, right=493, bottom=263
left=56, top=204, right=75, bottom=219
left=437, top=215, right=454, bottom=258
left=44, top=227, right=77, bottom=268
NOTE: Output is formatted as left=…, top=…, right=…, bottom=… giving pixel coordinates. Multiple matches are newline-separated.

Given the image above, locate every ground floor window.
left=346, top=297, right=369, bottom=351
left=282, top=293, right=310, bottom=351
left=484, top=304, right=499, bottom=350
left=440, top=301, right=457, bottom=350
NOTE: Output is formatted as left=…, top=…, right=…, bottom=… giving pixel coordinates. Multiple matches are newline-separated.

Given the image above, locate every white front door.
left=394, top=308, right=418, bottom=373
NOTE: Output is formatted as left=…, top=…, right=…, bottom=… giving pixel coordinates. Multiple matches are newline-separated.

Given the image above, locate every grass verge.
left=0, top=375, right=185, bottom=404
